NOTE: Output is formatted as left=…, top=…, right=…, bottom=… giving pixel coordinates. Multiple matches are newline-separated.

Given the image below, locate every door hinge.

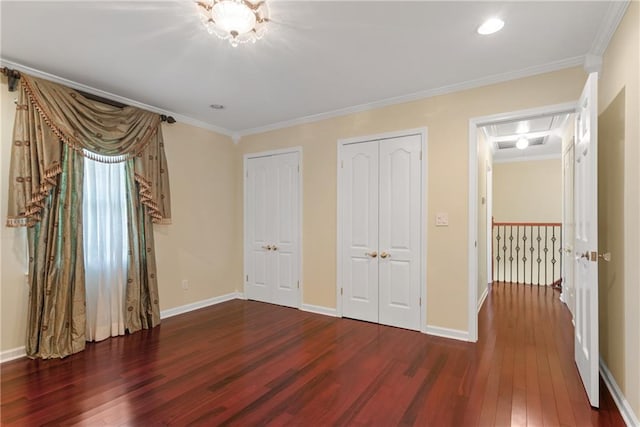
left=419, top=297, right=422, bottom=306
left=246, top=274, right=248, bottom=282
left=341, top=160, right=344, bottom=168
left=297, top=165, right=300, bottom=173
left=420, top=151, right=422, bottom=161
left=341, top=287, right=343, bottom=295
left=297, top=280, right=300, bottom=289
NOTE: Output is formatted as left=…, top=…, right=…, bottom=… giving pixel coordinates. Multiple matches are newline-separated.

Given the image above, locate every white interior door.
left=245, top=152, right=300, bottom=308
left=574, top=72, right=599, bottom=408
left=272, top=152, right=300, bottom=308
left=341, top=141, right=379, bottom=323
left=562, top=140, right=576, bottom=318
left=378, top=135, right=422, bottom=330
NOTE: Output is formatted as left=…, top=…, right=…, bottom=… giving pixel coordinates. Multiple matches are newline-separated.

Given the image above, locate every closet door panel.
left=378, top=135, right=421, bottom=330
left=246, top=156, right=275, bottom=303
left=272, top=152, right=300, bottom=308
left=342, top=141, right=379, bottom=323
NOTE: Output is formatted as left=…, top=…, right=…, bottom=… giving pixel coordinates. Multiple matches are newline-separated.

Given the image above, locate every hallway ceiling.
left=0, top=1, right=623, bottom=136
left=483, top=113, right=572, bottom=162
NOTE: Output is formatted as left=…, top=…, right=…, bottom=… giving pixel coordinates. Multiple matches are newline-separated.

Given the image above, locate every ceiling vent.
left=497, top=136, right=546, bottom=150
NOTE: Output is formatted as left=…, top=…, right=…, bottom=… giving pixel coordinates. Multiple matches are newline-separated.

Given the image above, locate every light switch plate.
left=436, top=212, right=449, bottom=226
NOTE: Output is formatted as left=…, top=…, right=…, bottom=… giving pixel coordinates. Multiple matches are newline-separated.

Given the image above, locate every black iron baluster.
left=551, top=226, right=557, bottom=286
left=559, top=225, right=563, bottom=287
left=515, top=226, right=520, bottom=283
left=522, top=227, right=528, bottom=285
left=537, top=226, right=542, bottom=286
left=495, top=226, right=501, bottom=282
left=544, top=226, right=549, bottom=286
left=503, top=225, right=507, bottom=283
left=509, top=226, right=514, bottom=283
left=530, top=226, right=534, bottom=286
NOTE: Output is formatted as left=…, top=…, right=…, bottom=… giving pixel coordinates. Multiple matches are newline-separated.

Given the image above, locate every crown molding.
left=0, top=58, right=235, bottom=138
left=589, top=0, right=630, bottom=56
left=236, top=55, right=585, bottom=137
left=2, top=53, right=587, bottom=140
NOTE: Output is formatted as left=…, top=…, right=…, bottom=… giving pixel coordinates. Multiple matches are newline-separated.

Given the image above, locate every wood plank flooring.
left=1, top=283, right=625, bottom=426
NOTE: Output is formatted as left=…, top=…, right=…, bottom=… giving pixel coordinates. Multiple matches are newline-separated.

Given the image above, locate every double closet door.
left=341, top=134, right=422, bottom=331
left=245, top=151, right=300, bottom=309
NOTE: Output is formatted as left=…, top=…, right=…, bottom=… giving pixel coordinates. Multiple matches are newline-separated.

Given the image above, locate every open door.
left=573, top=72, right=599, bottom=408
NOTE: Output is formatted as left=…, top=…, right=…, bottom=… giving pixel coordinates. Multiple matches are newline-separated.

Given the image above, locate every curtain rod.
left=0, top=66, right=176, bottom=124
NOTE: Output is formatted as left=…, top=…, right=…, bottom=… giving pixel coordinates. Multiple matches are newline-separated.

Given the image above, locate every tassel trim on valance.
left=20, top=78, right=161, bottom=164
left=82, top=150, right=129, bottom=164
left=5, top=164, right=62, bottom=228
left=134, top=173, right=168, bottom=224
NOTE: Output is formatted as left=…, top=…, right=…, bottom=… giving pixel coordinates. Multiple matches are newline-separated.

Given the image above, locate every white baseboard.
left=425, top=325, right=470, bottom=342
left=477, top=286, right=489, bottom=313
left=300, top=303, right=339, bottom=317
left=160, top=291, right=241, bottom=319
left=600, top=358, right=640, bottom=427
left=0, top=346, right=27, bottom=363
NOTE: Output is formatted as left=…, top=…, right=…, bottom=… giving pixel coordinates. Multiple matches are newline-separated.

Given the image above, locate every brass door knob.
left=272, top=245, right=278, bottom=251
left=380, top=252, right=390, bottom=259
left=262, top=245, right=271, bottom=250
left=365, top=251, right=378, bottom=258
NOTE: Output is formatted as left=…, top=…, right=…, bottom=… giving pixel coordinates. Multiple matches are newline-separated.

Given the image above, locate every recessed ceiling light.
left=516, top=137, right=529, bottom=150
left=210, top=104, right=225, bottom=110
left=477, top=18, right=504, bottom=35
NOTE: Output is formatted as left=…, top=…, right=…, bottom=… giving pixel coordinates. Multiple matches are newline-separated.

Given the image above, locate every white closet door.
left=342, top=141, right=379, bottom=323
left=378, top=135, right=422, bottom=330
left=272, top=152, right=300, bottom=308
left=246, top=156, right=275, bottom=303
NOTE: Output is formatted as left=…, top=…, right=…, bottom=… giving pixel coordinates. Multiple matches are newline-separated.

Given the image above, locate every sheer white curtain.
left=83, top=156, right=129, bottom=342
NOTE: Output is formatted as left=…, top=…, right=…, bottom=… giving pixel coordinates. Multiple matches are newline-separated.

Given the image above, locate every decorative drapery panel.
left=6, top=73, right=171, bottom=358
left=124, top=162, right=161, bottom=332
left=26, top=145, right=86, bottom=358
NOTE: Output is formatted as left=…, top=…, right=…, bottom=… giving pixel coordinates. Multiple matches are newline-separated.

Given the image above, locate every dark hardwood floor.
left=1, top=283, right=624, bottom=426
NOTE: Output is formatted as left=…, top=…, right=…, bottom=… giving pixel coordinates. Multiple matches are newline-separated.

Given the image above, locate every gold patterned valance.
left=7, top=74, right=171, bottom=227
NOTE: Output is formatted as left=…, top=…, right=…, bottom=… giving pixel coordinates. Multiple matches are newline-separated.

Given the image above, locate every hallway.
left=476, top=282, right=622, bottom=425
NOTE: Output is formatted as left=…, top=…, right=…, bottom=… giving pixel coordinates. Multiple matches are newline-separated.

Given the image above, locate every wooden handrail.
left=493, top=221, right=562, bottom=227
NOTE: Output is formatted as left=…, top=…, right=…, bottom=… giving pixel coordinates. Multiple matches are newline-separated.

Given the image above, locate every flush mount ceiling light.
left=477, top=17, right=504, bottom=35
left=196, top=0, right=269, bottom=47
left=516, top=137, right=529, bottom=150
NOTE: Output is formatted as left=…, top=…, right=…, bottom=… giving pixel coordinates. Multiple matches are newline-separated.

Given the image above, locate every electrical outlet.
left=181, top=279, right=189, bottom=291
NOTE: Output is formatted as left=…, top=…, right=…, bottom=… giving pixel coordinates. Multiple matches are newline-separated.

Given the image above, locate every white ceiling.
left=0, top=1, right=623, bottom=136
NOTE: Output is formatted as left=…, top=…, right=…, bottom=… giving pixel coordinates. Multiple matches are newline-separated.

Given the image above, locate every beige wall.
left=493, top=159, right=562, bottom=223
left=598, top=1, right=640, bottom=418
left=237, top=66, right=587, bottom=332
left=0, top=78, right=242, bottom=352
